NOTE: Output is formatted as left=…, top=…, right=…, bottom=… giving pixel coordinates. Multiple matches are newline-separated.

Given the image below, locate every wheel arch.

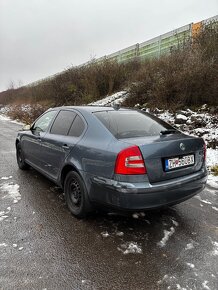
left=60, top=164, right=81, bottom=188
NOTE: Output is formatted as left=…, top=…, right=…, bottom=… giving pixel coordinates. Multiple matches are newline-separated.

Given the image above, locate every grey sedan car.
left=16, top=106, right=207, bottom=218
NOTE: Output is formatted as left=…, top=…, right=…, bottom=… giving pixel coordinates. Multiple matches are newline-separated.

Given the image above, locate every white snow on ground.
left=185, top=242, right=194, bottom=250
left=172, top=219, right=179, bottom=227
left=0, top=183, right=21, bottom=203
left=101, top=231, right=109, bottom=238
left=186, top=262, right=195, bottom=269
left=211, top=240, right=218, bottom=256
left=0, top=114, right=10, bottom=121
left=194, top=195, right=212, bottom=205
left=0, top=243, right=8, bottom=247
left=207, top=148, right=218, bottom=168
left=176, top=284, right=187, bottom=290
left=118, top=242, right=142, bottom=254
left=132, top=212, right=146, bottom=219
left=1, top=176, right=12, bottom=180
left=202, top=280, right=210, bottom=290
left=157, top=227, right=175, bottom=247
left=0, top=207, right=11, bottom=222
left=176, top=114, right=188, bottom=121
left=89, top=91, right=128, bottom=106
left=0, top=113, right=24, bottom=125
left=207, top=173, right=218, bottom=189
left=212, top=206, right=218, bottom=211
left=116, top=231, right=124, bottom=237
left=0, top=215, right=8, bottom=222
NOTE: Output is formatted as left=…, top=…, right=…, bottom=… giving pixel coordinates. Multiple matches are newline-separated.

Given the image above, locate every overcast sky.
left=0, top=0, right=217, bottom=92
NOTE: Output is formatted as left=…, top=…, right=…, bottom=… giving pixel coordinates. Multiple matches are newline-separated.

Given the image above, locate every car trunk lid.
left=120, top=133, right=205, bottom=183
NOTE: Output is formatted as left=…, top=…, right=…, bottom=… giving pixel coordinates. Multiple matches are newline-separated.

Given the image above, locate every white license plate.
left=165, top=154, right=195, bottom=171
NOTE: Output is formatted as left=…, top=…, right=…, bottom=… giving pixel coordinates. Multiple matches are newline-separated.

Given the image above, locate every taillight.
left=115, top=145, right=147, bottom=175
left=203, top=142, right=206, bottom=161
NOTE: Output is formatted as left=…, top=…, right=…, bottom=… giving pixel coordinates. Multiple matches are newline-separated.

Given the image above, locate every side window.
left=33, top=111, right=56, bottom=133
left=68, top=115, right=85, bottom=137
left=50, top=110, right=76, bottom=135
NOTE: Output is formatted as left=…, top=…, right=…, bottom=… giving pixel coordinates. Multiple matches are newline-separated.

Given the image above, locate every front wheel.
left=16, top=143, right=29, bottom=170
left=64, top=171, right=93, bottom=218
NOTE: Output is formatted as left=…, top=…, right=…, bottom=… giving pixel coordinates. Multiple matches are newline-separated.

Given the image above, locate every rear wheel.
left=64, top=171, right=93, bottom=218
left=16, top=143, right=29, bottom=170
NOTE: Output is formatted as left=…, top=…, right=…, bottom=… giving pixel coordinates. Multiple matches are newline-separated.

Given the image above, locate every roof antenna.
left=113, top=102, right=121, bottom=111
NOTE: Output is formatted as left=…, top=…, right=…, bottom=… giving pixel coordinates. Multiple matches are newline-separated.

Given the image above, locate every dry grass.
left=211, top=165, right=218, bottom=176
left=7, top=104, right=48, bottom=124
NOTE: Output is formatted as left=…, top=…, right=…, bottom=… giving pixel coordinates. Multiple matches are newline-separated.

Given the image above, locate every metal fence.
left=28, top=15, right=218, bottom=87
left=95, top=15, right=217, bottom=64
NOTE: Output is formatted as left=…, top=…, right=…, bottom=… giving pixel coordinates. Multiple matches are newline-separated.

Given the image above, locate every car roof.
left=49, top=105, right=131, bottom=113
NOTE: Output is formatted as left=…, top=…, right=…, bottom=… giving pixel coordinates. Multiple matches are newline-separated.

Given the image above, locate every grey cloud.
left=0, top=0, right=217, bottom=91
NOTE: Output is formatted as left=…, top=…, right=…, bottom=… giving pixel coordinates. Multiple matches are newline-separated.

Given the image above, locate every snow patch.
left=0, top=114, right=23, bottom=125
left=132, top=212, right=145, bottom=219
left=0, top=243, right=8, bottom=247
left=89, top=91, right=128, bottom=106
left=157, top=227, right=175, bottom=247
left=212, top=206, right=218, bottom=212
left=101, top=231, right=109, bottom=238
left=176, top=285, right=187, bottom=290
left=207, top=174, right=218, bottom=189
left=0, top=114, right=10, bottom=121
left=0, top=215, right=8, bottom=222
left=172, top=219, right=179, bottom=227
left=202, top=281, right=210, bottom=290
left=185, top=243, right=194, bottom=250
left=207, top=148, right=218, bottom=169
left=176, top=114, right=188, bottom=121
left=211, top=240, right=218, bottom=256
left=186, top=262, right=195, bottom=269
left=1, top=176, right=12, bottom=180
left=1, top=183, right=21, bottom=203
left=116, top=231, right=124, bottom=237
left=132, top=213, right=139, bottom=219
left=118, top=242, right=142, bottom=254
left=194, top=195, right=212, bottom=205
left=0, top=207, right=11, bottom=217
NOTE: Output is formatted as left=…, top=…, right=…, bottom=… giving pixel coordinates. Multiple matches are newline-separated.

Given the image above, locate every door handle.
left=62, top=144, right=70, bottom=150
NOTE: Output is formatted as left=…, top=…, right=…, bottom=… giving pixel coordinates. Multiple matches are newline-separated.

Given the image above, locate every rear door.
left=40, top=110, right=86, bottom=179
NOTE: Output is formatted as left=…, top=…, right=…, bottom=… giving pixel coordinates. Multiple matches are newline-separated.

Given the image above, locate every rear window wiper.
left=160, top=129, right=179, bottom=135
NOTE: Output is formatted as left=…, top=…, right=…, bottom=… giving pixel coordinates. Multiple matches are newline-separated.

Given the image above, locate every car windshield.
left=94, top=110, right=176, bottom=139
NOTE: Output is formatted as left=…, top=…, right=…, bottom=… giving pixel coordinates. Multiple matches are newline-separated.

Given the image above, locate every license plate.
left=165, top=154, right=195, bottom=171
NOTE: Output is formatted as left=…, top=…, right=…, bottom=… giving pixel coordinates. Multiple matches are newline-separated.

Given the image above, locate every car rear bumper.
left=88, top=168, right=207, bottom=211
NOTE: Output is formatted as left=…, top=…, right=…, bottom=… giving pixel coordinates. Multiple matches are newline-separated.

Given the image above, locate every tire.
left=16, top=143, right=29, bottom=170
left=64, top=171, right=93, bottom=218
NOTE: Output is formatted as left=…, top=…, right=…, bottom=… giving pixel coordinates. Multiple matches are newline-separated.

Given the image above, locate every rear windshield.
left=94, top=110, right=174, bottom=139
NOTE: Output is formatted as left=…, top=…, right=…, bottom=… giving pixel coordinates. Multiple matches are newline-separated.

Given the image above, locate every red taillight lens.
left=115, top=145, right=147, bottom=175
left=203, top=142, right=206, bottom=161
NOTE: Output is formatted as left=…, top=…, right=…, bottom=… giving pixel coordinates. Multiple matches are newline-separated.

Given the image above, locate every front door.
left=22, top=110, right=57, bottom=169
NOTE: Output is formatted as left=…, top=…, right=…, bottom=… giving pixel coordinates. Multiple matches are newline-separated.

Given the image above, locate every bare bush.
left=0, top=23, right=217, bottom=110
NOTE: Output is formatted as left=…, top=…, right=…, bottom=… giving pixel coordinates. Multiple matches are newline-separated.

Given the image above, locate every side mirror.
left=22, top=124, right=31, bottom=131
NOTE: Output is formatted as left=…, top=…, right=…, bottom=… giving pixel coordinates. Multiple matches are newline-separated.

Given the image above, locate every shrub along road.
left=0, top=117, right=217, bottom=290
